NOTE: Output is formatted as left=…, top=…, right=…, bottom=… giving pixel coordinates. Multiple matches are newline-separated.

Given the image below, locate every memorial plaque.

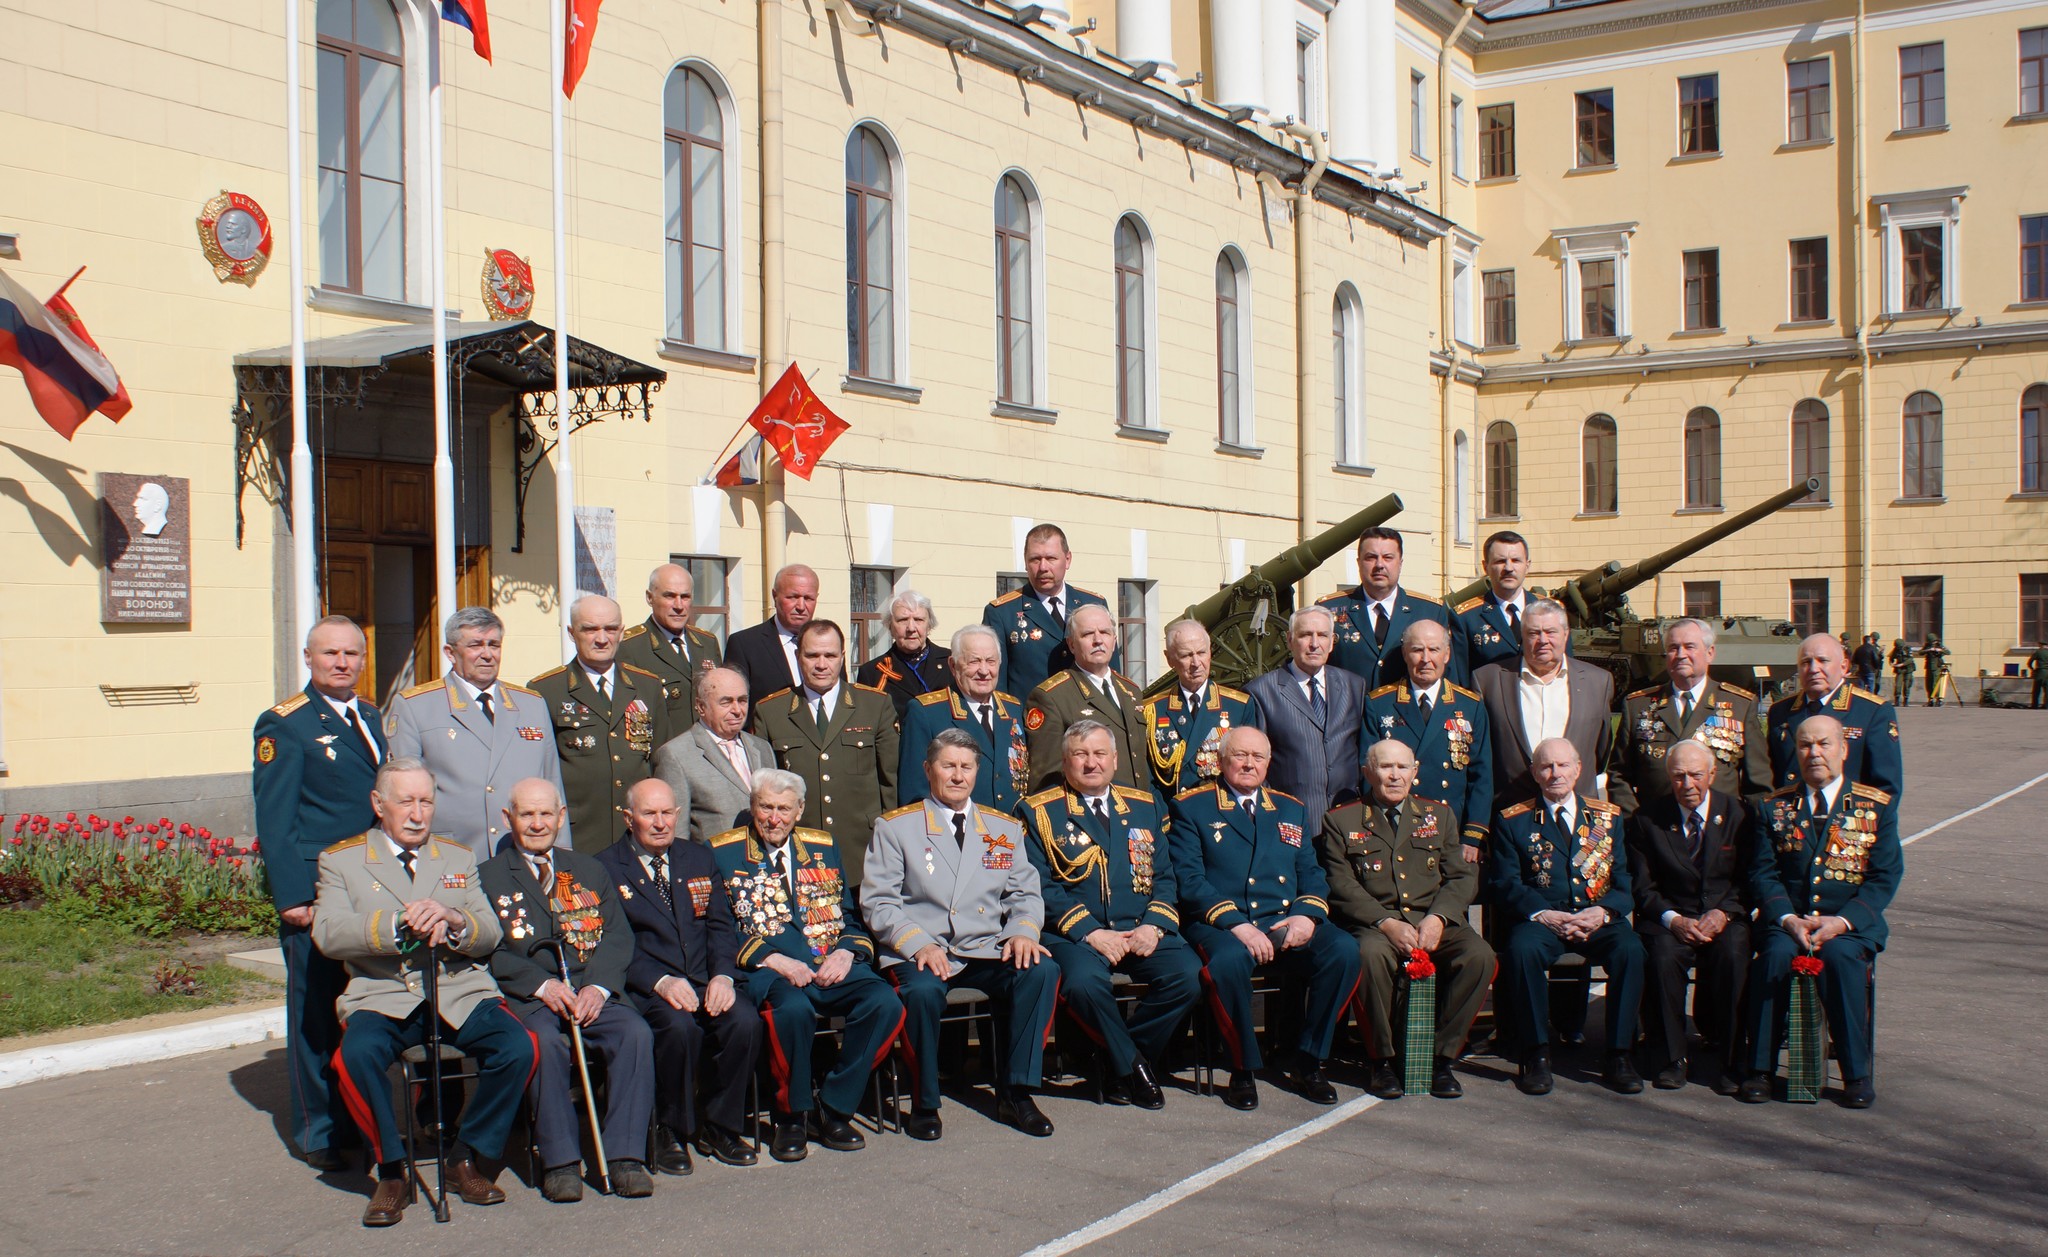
left=99, top=472, right=192, bottom=624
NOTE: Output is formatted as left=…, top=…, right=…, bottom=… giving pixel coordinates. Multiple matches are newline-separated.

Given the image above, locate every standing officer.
left=1017, top=721, right=1200, bottom=1109
left=530, top=595, right=673, bottom=853
left=855, top=590, right=952, bottom=718
left=1364, top=620, right=1493, bottom=860
left=1318, top=527, right=1454, bottom=690
left=751, top=619, right=900, bottom=887
left=385, top=606, right=569, bottom=858
left=1609, top=618, right=1770, bottom=818
left=2029, top=639, right=2048, bottom=709
left=983, top=522, right=1117, bottom=700
left=1137, top=620, right=1260, bottom=800
left=723, top=563, right=819, bottom=710
left=1766, top=634, right=1904, bottom=799
left=1451, top=530, right=1532, bottom=676
left=1024, top=604, right=1147, bottom=792
left=899, top=625, right=1030, bottom=816
left=596, top=779, right=761, bottom=1174
left=1245, top=607, right=1368, bottom=826
left=619, top=563, right=723, bottom=736
left=479, top=779, right=657, bottom=1202
left=252, top=614, right=384, bottom=1171
left=864, top=730, right=1059, bottom=1140
left=709, top=772, right=905, bottom=1162
left=1320, top=740, right=1492, bottom=1101
left=1170, top=728, right=1357, bottom=1111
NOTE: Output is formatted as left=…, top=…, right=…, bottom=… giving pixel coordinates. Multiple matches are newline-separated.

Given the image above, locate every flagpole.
left=427, top=14, right=458, bottom=642
left=284, top=0, right=317, bottom=687
left=551, top=0, right=578, bottom=662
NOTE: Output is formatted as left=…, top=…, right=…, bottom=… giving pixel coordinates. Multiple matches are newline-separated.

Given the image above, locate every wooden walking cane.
left=527, top=937, right=611, bottom=1193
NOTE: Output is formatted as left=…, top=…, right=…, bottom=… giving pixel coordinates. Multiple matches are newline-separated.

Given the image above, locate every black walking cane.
left=527, top=936, right=612, bottom=1194
left=397, top=925, right=452, bottom=1222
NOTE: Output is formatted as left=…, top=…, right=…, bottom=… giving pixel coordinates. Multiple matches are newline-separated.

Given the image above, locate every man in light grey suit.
left=863, top=729, right=1058, bottom=1141
left=1244, top=607, right=1363, bottom=825
left=1472, top=597, right=1616, bottom=819
left=384, top=607, right=569, bottom=859
left=651, top=666, right=776, bottom=843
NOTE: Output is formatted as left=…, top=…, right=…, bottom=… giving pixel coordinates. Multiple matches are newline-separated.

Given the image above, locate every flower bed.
left=3, top=812, right=278, bottom=936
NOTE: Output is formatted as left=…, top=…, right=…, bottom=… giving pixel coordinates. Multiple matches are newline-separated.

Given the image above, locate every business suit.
left=1319, top=585, right=1457, bottom=689
left=251, top=686, right=382, bottom=1160
left=529, top=662, right=674, bottom=854
left=1626, top=791, right=1752, bottom=1074
left=617, top=618, right=723, bottom=736
left=477, top=846, right=654, bottom=1172
left=753, top=683, right=900, bottom=885
left=863, top=800, right=1058, bottom=1111
left=856, top=644, right=953, bottom=719
left=1765, top=685, right=1905, bottom=800
left=899, top=688, right=1030, bottom=816
left=1244, top=663, right=1366, bottom=827
left=1473, top=658, right=1616, bottom=810
left=652, top=723, right=777, bottom=843
left=982, top=585, right=1116, bottom=702
left=723, top=618, right=803, bottom=710
left=1609, top=681, right=1770, bottom=817
left=314, top=832, right=533, bottom=1170
left=1136, top=684, right=1260, bottom=799
left=1024, top=668, right=1149, bottom=792
left=384, top=678, right=570, bottom=859
left=1363, top=681, right=1494, bottom=849
left=595, top=835, right=762, bottom=1141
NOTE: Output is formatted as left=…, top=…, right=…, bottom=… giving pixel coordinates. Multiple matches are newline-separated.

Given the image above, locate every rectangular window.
left=2024, top=28, right=2048, bottom=116
left=1580, top=258, right=1618, bottom=338
left=2023, top=574, right=2048, bottom=647
left=1902, top=575, right=1943, bottom=646
left=1900, top=42, right=1946, bottom=130
left=1575, top=89, right=1616, bottom=167
left=1902, top=225, right=1945, bottom=310
left=1451, top=94, right=1467, bottom=178
left=1480, top=104, right=1516, bottom=179
left=1483, top=269, right=1517, bottom=347
left=1790, top=578, right=1829, bottom=639
left=996, top=572, right=1029, bottom=599
left=1411, top=71, right=1429, bottom=159
left=1117, top=579, right=1153, bottom=687
left=849, top=566, right=896, bottom=670
left=1788, top=57, right=1831, bottom=143
left=2023, top=214, right=2048, bottom=304
left=673, top=554, right=732, bottom=645
left=1683, top=249, right=1721, bottom=330
left=1684, top=581, right=1722, bottom=619
left=1452, top=256, right=1475, bottom=347
left=1790, top=237, right=1830, bottom=322
left=1678, top=74, right=1720, bottom=154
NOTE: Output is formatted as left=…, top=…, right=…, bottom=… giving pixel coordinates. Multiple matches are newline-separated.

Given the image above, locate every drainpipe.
left=1280, top=122, right=1331, bottom=606
left=1852, top=0, right=1872, bottom=635
left=758, top=0, right=787, bottom=617
left=1437, top=0, right=1476, bottom=590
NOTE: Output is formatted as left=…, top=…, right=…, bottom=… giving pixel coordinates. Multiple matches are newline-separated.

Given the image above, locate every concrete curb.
left=0, top=1004, right=285, bottom=1090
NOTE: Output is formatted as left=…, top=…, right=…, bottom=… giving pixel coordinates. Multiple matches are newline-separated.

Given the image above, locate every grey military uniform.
left=1023, top=668, right=1148, bottom=793
left=1608, top=680, right=1770, bottom=817
left=617, top=618, right=723, bottom=735
left=310, top=832, right=506, bottom=1028
left=528, top=662, right=674, bottom=854
left=862, top=800, right=1044, bottom=964
left=384, top=678, right=570, bottom=859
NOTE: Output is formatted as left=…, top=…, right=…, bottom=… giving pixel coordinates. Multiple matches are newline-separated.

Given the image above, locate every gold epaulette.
left=323, top=835, right=369, bottom=855
left=1626, top=685, right=1661, bottom=700
left=622, top=663, right=661, bottom=681
left=529, top=664, right=570, bottom=683
left=878, top=801, right=924, bottom=821
left=1176, top=782, right=1220, bottom=803
left=707, top=828, right=749, bottom=848
left=1406, top=590, right=1443, bottom=605
left=795, top=829, right=836, bottom=847
left=1111, top=670, right=1136, bottom=688
left=1266, top=787, right=1303, bottom=807
left=1446, top=682, right=1482, bottom=702
left=1498, top=799, right=1538, bottom=819
left=996, top=690, right=1020, bottom=704
left=1021, top=786, right=1067, bottom=809
left=1455, top=596, right=1485, bottom=614
left=914, top=690, right=952, bottom=707
left=852, top=681, right=888, bottom=696
left=1369, top=683, right=1401, bottom=699
left=504, top=682, right=541, bottom=696
left=400, top=679, right=447, bottom=699
left=426, top=837, right=465, bottom=861
left=1037, top=672, right=1072, bottom=694
left=1110, top=783, right=1155, bottom=802
left=1216, top=684, right=1249, bottom=702
left=989, top=590, right=1023, bottom=607
left=271, top=692, right=310, bottom=716
left=758, top=687, right=795, bottom=705
left=1850, top=686, right=1885, bottom=703
left=1585, top=797, right=1621, bottom=814
left=1069, top=585, right=1103, bottom=600
left=621, top=624, right=649, bottom=641
left=689, top=625, right=718, bottom=645
left=1766, top=784, right=1801, bottom=800
left=1848, top=781, right=1894, bottom=805
left=1719, top=682, right=1756, bottom=700
left=1315, top=590, right=1351, bottom=604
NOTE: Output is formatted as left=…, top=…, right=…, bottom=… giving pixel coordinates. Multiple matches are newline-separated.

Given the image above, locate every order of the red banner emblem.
left=195, top=191, right=272, bottom=287
left=481, top=249, right=535, bottom=320
left=743, top=362, right=849, bottom=480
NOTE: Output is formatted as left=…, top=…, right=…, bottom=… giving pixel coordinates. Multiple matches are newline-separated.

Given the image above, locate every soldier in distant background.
left=2029, top=641, right=2048, bottom=709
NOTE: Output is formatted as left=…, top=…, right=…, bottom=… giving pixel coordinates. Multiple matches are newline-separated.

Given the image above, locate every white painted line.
left=1902, top=769, right=2048, bottom=846
left=1019, top=1094, right=1381, bottom=1257
left=0, top=1005, right=285, bottom=1090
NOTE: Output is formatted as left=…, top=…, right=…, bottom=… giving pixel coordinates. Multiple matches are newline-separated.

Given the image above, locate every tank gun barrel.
left=1176, top=494, right=1403, bottom=629
left=1560, top=478, right=1821, bottom=623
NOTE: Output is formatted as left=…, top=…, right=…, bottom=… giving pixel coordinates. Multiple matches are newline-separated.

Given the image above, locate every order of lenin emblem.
left=196, top=192, right=272, bottom=287
left=482, top=249, right=535, bottom=320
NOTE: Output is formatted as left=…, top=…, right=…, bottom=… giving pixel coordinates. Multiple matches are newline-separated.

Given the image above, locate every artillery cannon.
left=1141, top=494, right=1403, bottom=697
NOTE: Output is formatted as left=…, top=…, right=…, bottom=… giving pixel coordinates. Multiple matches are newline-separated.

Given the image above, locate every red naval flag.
left=563, top=0, right=604, bottom=98
left=743, top=363, right=848, bottom=481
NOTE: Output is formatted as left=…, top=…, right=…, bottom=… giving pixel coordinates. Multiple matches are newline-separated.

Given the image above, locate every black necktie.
left=398, top=849, right=417, bottom=881
left=1089, top=798, right=1110, bottom=828
left=1684, top=810, right=1705, bottom=871
left=771, top=848, right=789, bottom=890
left=1308, top=674, right=1325, bottom=717
left=1678, top=690, right=1696, bottom=725
left=1048, top=595, right=1063, bottom=624
left=1373, top=604, right=1391, bottom=647
left=1186, top=689, right=1203, bottom=712
left=669, top=634, right=686, bottom=657
left=1097, top=678, right=1118, bottom=711
left=1504, top=601, right=1521, bottom=643
left=1417, top=690, right=1433, bottom=719
left=596, top=674, right=610, bottom=701
left=1553, top=806, right=1570, bottom=836
left=652, top=852, right=675, bottom=911
left=977, top=703, right=995, bottom=741
left=813, top=696, right=828, bottom=729
left=477, top=691, right=495, bottom=723
left=952, top=811, right=968, bottom=850
left=1384, top=806, right=1400, bottom=834
left=346, top=706, right=380, bottom=762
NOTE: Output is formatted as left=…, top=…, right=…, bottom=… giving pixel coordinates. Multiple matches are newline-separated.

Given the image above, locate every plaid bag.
left=1401, top=949, right=1437, bottom=1096
left=1785, top=955, right=1825, bottom=1103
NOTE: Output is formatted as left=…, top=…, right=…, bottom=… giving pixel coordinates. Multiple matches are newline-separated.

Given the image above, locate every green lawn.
left=0, top=908, right=270, bottom=1040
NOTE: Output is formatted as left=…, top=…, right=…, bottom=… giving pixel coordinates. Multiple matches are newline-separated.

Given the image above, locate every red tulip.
left=146, top=823, right=160, bottom=835
left=154, top=838, right=170, bottom=853
left=65, top=812, right=77, bottom=822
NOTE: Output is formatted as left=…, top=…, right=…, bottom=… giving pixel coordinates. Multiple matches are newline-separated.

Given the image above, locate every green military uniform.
left=616, top=617, right=723, bottom=736
left=1023, top=668, right=1148, bottom=793
left=2028, top=644, right=2048, bottom=709
left=751, top=683, right=900, bottom=886
left=529, top=662, right=674, bottom=853
left=1608, top=680, right=1770, bottom=817
left=1888, top=642, right=1915, bottom=707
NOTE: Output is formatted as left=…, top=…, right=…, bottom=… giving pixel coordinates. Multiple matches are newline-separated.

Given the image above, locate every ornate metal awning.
left=231, top=320, right=665, bottom=550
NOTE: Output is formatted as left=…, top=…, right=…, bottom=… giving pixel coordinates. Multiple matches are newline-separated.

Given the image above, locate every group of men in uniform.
left=256, top=522, right=1907, bottom=1225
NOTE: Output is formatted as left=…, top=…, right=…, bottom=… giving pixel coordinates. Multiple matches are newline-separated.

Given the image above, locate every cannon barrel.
left=1561, top=478, right=1821, bottom=621
left=1177, top=494, right=1403, bottom=629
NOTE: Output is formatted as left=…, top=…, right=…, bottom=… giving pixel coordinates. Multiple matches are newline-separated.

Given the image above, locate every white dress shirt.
left=804, top=681, right=842, bottom=723
left=449, top=672, right=500, bottom=711
left=1518, top=663, right=1572, bottom=747
left=320, top=692, right=382, bottom=761
left=1411, top=679, right=1444, bottom=709
left=1670, top=678, right=1708, bottom=714
left=1288, top=661, right=1328, bottom=707
left=583, top=663, right=619, bottom=697
left=1658, top=797, right=1715, bottom=929
left=777, top=622, right=803, bottom=686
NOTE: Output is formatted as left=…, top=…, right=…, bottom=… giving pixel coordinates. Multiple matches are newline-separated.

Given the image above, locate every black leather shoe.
left=1222, top=1070, right=1260, bottom=1111
left=1100, top=1072, right=1131, bottom=1105
left=650, top=1125, right=693, bottom=1175
left=1517, top=1048, right=1554, bottom=1096
left=1287, top=1061, right=1340, bottom=1105
left=695, top=1125, right=757, bottom=1167
left=997, top=1093, right=1055, bottom=1137
left=1839, top=1076, right=1876, bottom=1109
left=810, top=1109, right=866, bottom=1152
left=1653, top=1062, right=1688, bottom=1091
left=1125, top=1059, right=1165, bottom=1110
left=1366, top=1059, right=1403, bottom=1100
left=1604, top=1052, right=1645, bottom=1095
left=904, top=1107, right=943, bottom=1141
left=1430, top=1058, right=1462, bottom=1099
left=609, top=1159, right=654, bottom=1198
left=769, top=1119, right=808, bottom=1163
left=1736, top=1073, right=1773, bottom=1104
left=301, top=1147, right=351, bottom=1173
left=541, top=1165, right=585, bottom=1202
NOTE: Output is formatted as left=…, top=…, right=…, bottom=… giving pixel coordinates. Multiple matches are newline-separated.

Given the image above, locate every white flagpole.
left=550, top=0, right=578, bottom=662
left=428, top=14, right=458, bottom=636
left=284, top=0, right=316, bottom=686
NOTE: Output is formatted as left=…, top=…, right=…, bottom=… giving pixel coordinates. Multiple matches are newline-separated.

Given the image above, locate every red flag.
left=711, top=435, right=762, bottom=487
left=45, top=275, right=131, bottom=424
left=441, top=1, right=492, bottom=63
left=563, top=0, right=604, bottom=98
left=744, top=364, right=849, bottom=481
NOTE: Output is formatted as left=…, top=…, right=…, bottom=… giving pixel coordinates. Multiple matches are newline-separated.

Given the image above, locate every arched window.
left=664, top=64, right=732, bottom=349
left=1453, top=430, right=1472, bottom=543
left=1902, top=390, right=1943, bottom=499
left=1582, top=414, right=1619, bottom=514
left=845, top=124, right=902, bottom=381
left=1791, top=399, right=1830, bottom=502
left=1333, top=284, right=1364, bottom=465
left=2021, top=384, right=2048, bottom=494
left=1485, top=420, right=1518, bottom=518
left=316, top=0, right=406, bottom=299
left=1113, top=214, right=1156, bottom=429
left=1683, top=406, right=1722, bottom=509
left=1215, top=248, right=1252, bottom=446
left=993, top=173, right=1042, bottom=407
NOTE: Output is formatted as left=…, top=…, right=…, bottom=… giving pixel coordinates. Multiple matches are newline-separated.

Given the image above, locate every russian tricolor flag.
left=442, top=0, right=492, bottom=62
left=0, top=267, right=131, bottom=441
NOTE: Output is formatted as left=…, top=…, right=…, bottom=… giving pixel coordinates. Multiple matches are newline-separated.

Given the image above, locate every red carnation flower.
left=1405, top=948, right=1436, bottom=980
left=1790, top=954, right=1824, bottom=977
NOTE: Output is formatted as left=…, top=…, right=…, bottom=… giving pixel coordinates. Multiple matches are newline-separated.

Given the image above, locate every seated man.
left=1170, top=727, right=1358, bottom=1111
left=709, top=771, right=905, bottom=1162
left=865, top=729, right=1059, bottom=1140
left=1739, top=716, right=1901, bottom=1110
left=315, top=757, right=534, bottom=1228
left=1625, top=740, right=1753, bottom=1093
left=479, top=780, right=656, bottom=1202
left=1319, top=739, right=1492, bottom=1101
left=595, top=779, right=762, bottom=1175
left=1017, top=720, right=1201, bottom=1109
left=1490, top=739, right=1646, bottom=1097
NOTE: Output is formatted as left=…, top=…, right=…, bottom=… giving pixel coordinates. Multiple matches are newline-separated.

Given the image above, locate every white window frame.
left=1333, top=283, right=1366, bottom=467
left=845, top=119, right=913, bottom=384
left=992, top=168, right=1049, bottom=409
left=1451, top=229, right=1480, bottom=349
left=1453, top=428, right=1472, bottom=544
left=1215, top=245, right=1256, bottom=449
left=1552, top=222, right=1637, bottom=342
left=1293, top=7, right=1328, bottom=131
left=1113, top=212, right=1162, bottom=432
left=1411, top=70, right=1429, bottom=160
left=663, top=59, right=745, bottom=354
left=1875, top=187, right=1966, bottom=316
left=1451, top=94, right=1468, bottom=179
left=315, top=0, right=436, bottom=306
